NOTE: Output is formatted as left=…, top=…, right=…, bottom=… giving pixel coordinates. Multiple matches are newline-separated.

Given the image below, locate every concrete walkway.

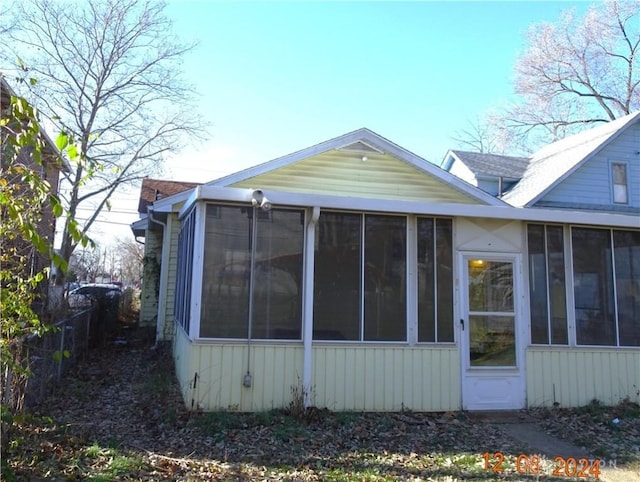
left=470, top=411, right=640, bottom=482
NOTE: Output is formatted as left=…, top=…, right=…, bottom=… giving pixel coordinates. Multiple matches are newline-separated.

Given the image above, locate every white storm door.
left=460, top=253, right=526, bottom=410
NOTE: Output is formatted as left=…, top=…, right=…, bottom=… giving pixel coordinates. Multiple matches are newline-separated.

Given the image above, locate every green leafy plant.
left=1, top=77, right=92, bottom=478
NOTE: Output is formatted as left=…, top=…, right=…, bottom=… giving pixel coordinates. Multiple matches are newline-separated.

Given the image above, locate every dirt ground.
left=4, top=333, right=639, bottom=481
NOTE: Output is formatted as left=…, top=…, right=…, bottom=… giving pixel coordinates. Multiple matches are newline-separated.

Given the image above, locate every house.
left=440, top=150, right=529, bottom=197
left=132, top=178, right=199, bottom=332
left=1, top=76, right=69, bottom=309
left=133, top=114, right=639, bottom=412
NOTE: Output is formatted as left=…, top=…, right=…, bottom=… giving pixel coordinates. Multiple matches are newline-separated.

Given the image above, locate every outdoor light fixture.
left=251, top=189, right=272, bottom=211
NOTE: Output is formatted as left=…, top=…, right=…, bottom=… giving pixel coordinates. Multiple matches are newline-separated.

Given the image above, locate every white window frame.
left=610, top=161, right=629, bottom=205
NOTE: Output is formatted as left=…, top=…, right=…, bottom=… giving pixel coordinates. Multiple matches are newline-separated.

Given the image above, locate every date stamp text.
left=483, top=452, right=603, bottom=479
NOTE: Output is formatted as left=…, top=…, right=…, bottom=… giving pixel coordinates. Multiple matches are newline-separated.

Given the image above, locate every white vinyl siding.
left=172, top=337, right=460, bottom=412
left=527, top=347, right=640, bottom=407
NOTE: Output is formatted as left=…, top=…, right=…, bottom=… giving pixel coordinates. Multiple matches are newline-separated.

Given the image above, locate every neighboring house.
left=441, top=150, right=529, bottom=197
left=133, top=115, right=639, bottom=412
left=1, top=76, right=69, bottom=309
left=132, top=178, right=199, bottom=331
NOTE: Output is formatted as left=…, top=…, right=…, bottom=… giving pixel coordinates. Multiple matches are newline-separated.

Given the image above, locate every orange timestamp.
left=483, top=452, right=602, bottom=479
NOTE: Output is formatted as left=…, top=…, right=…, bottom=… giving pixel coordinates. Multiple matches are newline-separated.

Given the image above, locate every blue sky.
left=96, top=0, right=593, bottom=241
left=160, top=0, right=590, bottom=182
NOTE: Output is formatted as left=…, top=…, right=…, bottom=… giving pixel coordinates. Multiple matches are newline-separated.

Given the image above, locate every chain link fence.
left=1, top=299, right=124, bottom=414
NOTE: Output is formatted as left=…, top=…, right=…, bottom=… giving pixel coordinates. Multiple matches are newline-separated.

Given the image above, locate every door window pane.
left=364, top=215, right=406, bottom=341
left=469, top=315, right=516, bottom=367
left=313, top=212, right=361, bottom=340
left=614, top=230, right=640, bottom=346
left=572, top=228, right=616, bottom=346
left=468, top=261, right=513, bottom=312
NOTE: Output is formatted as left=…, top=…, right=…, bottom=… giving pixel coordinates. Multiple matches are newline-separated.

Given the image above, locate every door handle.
left=460, top=318, right=465, bottom=331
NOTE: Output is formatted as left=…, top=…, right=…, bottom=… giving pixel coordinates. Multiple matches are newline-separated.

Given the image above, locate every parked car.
left=67, top=283, right=122, bottom=309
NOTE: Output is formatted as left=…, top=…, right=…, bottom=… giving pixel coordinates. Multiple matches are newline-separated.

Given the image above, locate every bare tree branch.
left=0, top=0, right=208, bottom=284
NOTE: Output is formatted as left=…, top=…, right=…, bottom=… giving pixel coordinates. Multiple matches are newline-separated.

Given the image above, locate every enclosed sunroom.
left=136, top=124, right=640, bottom=413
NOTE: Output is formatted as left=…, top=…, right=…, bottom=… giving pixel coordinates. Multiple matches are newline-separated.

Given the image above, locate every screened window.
left=572, top=227, right=640, bottom=347
left=611, top=162, right=629, bottom=204
left=613, top=230, right=640, bottom=346
left=527, top=224, right=568, bottom=344
left=417, top=218, right=454, bottom=342
left=174, top=208, right=196, bottom=333
left=313, top=212, right=406, bottom=341
left=200, top=204, right=304, bottom=339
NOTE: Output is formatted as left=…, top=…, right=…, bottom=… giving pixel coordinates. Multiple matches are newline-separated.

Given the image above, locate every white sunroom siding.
left=187, top=343, right=304, bottom=412
left=526, top=348, right=640, bottom=407
left=539, top=123, right=640, bottom=209
left=176, top=342, right=460, bottom=412
left=312, top=346, right=460, bottom=412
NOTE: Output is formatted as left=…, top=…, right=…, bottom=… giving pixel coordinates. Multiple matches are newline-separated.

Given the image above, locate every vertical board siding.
left=173, top=328, right=193, bottom=409
left=187, top=343, right=304, bottom=411
left=543, top=123, right=640, bottom=208
left=174, top=341, right=461, bottom=412
left=527, top=348, right=640, bottom=407
left=164, top=214, right=180, bottom=339
left=312, top=346, right=460, bottom=411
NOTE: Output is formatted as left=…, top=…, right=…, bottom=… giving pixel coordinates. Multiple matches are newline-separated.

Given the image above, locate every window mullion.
left=543, top=226, right=552, bottom=345
left=360, top=213, right=365, bottom=342
left=611, top=229, right=620, bottom=347
left=433, top=219, right=438, bottom=342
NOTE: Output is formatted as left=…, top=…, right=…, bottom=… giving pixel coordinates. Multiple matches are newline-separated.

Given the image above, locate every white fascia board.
left=149, top=187, right=197, bottom=213
left=207, top=129, right=374, bottom=187
left=130, top=217, right=148, bottom=236
left=178, top=186, right=255, bottom=218
left=189, top=186, right=640, bottom=229
left=363, top=134, right=506, bottom=207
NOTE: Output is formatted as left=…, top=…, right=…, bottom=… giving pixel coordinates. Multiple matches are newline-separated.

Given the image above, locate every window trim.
left=610, top=160, right=629, bottom=205
left=569, top=224, right=640, bottom=348
left=195, top=201, right=306, bottom=341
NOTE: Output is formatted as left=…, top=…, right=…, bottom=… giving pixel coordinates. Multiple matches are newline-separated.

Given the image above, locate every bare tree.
left=505, top=0, right=639, bottom=147
left=114, top=237, right=145, bottom=286
left=455, top=1, right=639, bottom=154
left=0, top=0, right=205, bottom=284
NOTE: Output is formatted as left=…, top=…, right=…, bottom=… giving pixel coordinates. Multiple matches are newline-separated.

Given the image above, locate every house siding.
left=540, top=123, right=640, bottom=209
left=230, top=150, right=480, bottom=204
left=312, top=345, right=460, bottom=411
left=174, top=327, right=194, bottom=409
left=176, top=341, right=460, bottom=412
left=526, top=347, right=640, bottom=407
left=448, top=160, right=476, bottom=186
left=188, top=342, right=304, bottom=411
left=162, top=213, right=180, bottom=340
left=139, top=228, right=162, bottom=327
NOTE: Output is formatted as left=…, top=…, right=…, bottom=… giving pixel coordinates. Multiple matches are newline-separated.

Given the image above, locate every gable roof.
left=208, top=128, right=506, bottom=206
left=503, top=111, right=640, bottom=207
left=445, top=150, right=530, bottom=180
left=137, top=178, right=200, bottom=214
